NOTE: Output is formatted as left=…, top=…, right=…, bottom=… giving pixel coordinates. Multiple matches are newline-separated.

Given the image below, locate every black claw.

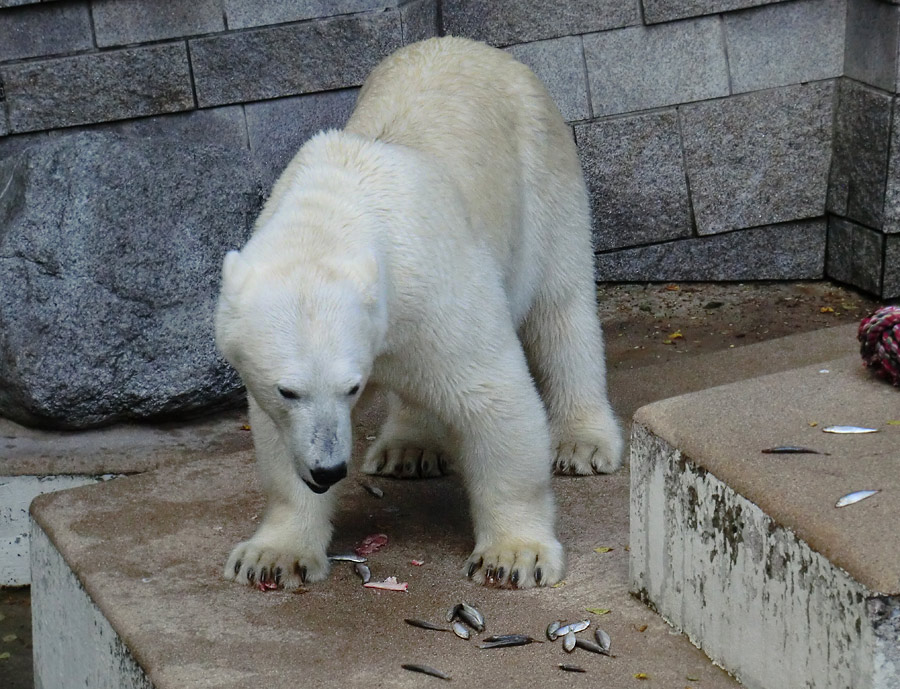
left=247, top=567, right=256, bottom=583
left=298, top=565, right=307, bottom=583
left=511, top=570, right=520, bottom=586
left=260, top=567, right=268, bottom=582
left=497, top=567, right=505, bottom=581
left=535, top=567, right=543, bottom=584
left=274, top=567, right=282, bottom=585
left=234, top=560, right=242, bottom=575
left=467, top=558, right=483, bottom=578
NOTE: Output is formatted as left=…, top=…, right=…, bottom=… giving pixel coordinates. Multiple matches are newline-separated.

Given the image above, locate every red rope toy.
left=858, top=305, right=900, bottom=386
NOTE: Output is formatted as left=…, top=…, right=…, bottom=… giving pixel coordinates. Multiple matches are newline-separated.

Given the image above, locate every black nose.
left=309, top=464, right=347, bottom=487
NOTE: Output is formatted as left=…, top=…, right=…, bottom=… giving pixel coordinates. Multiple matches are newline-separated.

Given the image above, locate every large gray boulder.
left=0, top=132, right=264, bottom=429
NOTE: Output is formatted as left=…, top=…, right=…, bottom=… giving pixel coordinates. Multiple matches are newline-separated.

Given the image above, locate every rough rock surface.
left=0, top=132, right=264, bottom=429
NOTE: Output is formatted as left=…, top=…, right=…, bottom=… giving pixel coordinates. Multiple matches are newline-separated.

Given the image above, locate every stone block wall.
left=0, top=0, right=898, bottom=428
left=1, top=0, right=898, bottom=298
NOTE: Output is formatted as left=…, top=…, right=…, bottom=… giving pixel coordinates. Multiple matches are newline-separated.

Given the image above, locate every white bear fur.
left=216, top=36, right=622, bottom=590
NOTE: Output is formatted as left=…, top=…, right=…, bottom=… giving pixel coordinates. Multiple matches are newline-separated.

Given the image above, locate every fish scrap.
left=363, top=576, right=408, bottom=592
left=559, top=664, right=587, bottom=673
left=401, top=664, right=451, bottom=681
left=823, top=425, right=879, bottom=434
left=546, top=620, right=565, bottom=641
left=354, top=562, right=371, bottom=584
left=835, top=489, right=880, bottom=508
left=595, top=628, right=612, bottom=654
left=360, top=481, right=384, bottom=498
left=762, top=446, right=828, bottom=455
left=478, top=634, right=540, bottom=649
left=448, top=602, right=485, bottom=632
left=405, top=618, right=451, bottom=632
left=328, top=553, right=367, bottom=563
left=451, top=621, right=470, bottom=640
left=557, top=620, right=590, bottom=636
left=563, top=630, right=576, bottom=652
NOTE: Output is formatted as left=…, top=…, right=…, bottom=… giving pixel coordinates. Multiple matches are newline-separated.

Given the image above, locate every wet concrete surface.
left=0, top=281, right=886, bottom=688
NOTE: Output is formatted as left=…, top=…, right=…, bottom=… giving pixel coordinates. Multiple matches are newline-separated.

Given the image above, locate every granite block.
left=190, top=12, right=401, bottom=108
left=827, top=80, right=892, bottom=231
left=642, top=0, right=782, bottom=23
left=0, top=132, right=49, bottom=161
left=844, top=0, right=900, bottom=92
left=224, top=0, right=391, bottom=30
left=725, top=0, right=845, bottom=94
left=400, top=0, right=438, bottom=43
left=881, top=96, right=900, bottom=234
left=92, top=0, right=225, bottom=47
left=826, top=217, right=884, bottom=295
left=680, top=82, right=833, bottom=235
left=885, top=235, right=900, bottom=298
left=575, top=110, right=692, bottom=251
left=442, top=0, right=639, bottom=47
left=50, top=106, right=248, bottom=151
left=246, top=89, right=359, bottom=190
left=506, top=37, right=590, bottom=122
left=584, top=18, right=728, bottom=117
left=594, top=221, right=826, bottom=281
left=2, top=44, right=194, bottom=133
left=0, top=1, right=92, bottom=62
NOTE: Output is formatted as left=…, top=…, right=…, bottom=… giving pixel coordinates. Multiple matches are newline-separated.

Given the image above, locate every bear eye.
left=347, top=384, right=360, bottom=396
left=278, top=386, right=301, bottom=400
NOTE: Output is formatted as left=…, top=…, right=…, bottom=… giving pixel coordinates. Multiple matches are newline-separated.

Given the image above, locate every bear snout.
left=309, top=463, right=348, bottom=489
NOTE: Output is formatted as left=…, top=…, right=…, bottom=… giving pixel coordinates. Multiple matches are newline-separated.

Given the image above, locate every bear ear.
left=220, top=250, right=255, bottom=296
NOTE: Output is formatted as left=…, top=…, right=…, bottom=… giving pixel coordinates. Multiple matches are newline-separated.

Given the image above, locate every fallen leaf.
left=665, top=284, right=680, bottom=291
left=2, top=634, right=17, bottom=642
left=586, top=608, right=610, bottom=615
left=820, top=306, right=834, bottom=313
left=887, top=420, right=900, bottom=426
left=668, top=330, right=683, bottom=340
left=635, top=624, right=648, bottom=632
left=551, top=580, right=566, bottom=588
left=686, top=677, right=700, bottom=682
left=593, top=546, right=613, bottom=554
left=809, top=421, right=818, bottom=427
left=0, top=652, right=9, bottom=660
left=240, top=424, right=251, bottom=431
left=635, top=672, right=650, bottom=680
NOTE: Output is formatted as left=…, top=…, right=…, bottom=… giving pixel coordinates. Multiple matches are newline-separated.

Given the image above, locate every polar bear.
left=215, top=36, right=622, bottom=590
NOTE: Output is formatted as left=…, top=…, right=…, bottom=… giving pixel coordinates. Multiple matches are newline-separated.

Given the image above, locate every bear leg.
left=362, top=392, right=453, bottom=478
left=521, top=289, right=623, bottom=475
left=223, top=397, right=336, bottom=589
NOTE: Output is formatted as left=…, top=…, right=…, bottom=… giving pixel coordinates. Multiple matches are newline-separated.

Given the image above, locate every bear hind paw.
left=553, top=437, right=623, bottom=476
left=361, top=445, right=451, bottom=478
left=464, top=539, right=564, bottom=589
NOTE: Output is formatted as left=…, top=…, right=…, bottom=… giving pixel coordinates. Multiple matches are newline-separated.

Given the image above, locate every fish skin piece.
left=823, top=425, right=879, bottom=434
left=404, top=618, right=451, bottom=632
left=363, top=577, right=408, bottom=591
left=360, top=481, right=384, bottom=498
left=559, top=664, right=587, bottom=673
left=479, top=634, right=538, bottom=649
left=595, top=628, right=612, bottom=653
left=452, top=621, right=470, bottom=640
left=563, top=630, right=576, bottom=652
left=557, top=620, right=590, bottom=636
left=446, top=604, right=462, bottom=622
left=401, top=663, right=451, bottom=681
left=328, top=553, right=367, bottom=563
left=835, top=489, right=880, bottom=508
left=761, top=446, right=827, bottom=455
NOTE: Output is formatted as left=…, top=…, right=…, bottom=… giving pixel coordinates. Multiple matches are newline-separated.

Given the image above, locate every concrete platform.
left=1, top=410, right=252, bottom=586
left=25, top=322, right=868, bottom=687
left=631, top=354, right=900, bottom=689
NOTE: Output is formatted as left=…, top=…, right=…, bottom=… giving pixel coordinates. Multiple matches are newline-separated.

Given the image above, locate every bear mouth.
left=303, top=478, right=331, bottom=494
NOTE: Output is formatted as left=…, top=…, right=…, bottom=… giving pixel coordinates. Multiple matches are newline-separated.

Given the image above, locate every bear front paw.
left=553, top=438, right=623, bottom=476
left=362, top=445, right=451, bottom=478
left=463, top=538, right=564, bottom=589
left=224, top=539, right=329, bottom=590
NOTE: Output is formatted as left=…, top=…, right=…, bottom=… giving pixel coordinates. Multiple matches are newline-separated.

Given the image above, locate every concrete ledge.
left=630, top=355, right=900, bottom=688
